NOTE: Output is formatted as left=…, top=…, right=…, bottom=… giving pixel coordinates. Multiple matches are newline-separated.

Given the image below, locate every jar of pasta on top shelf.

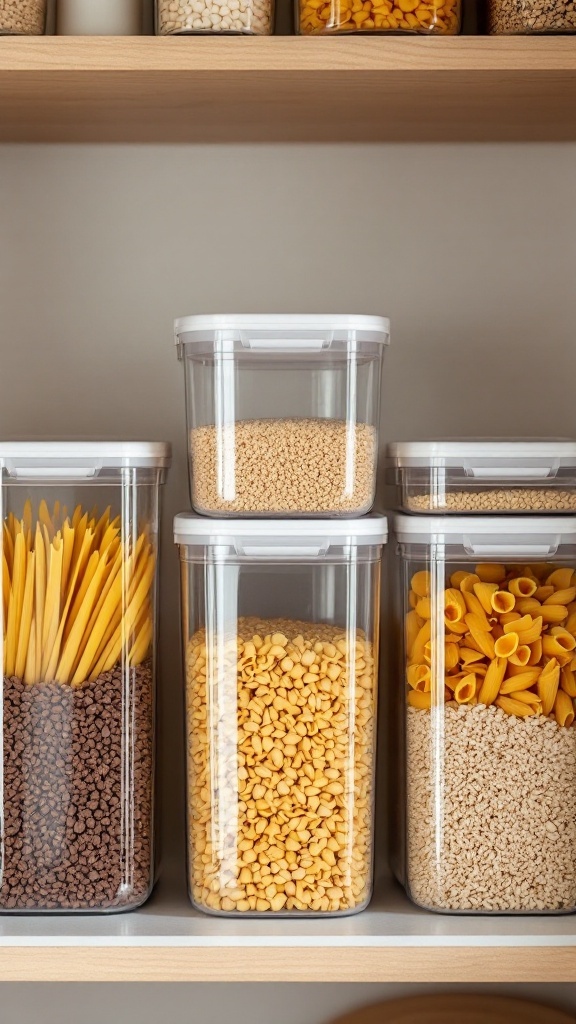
left=297, top=0, right=460, bottom=34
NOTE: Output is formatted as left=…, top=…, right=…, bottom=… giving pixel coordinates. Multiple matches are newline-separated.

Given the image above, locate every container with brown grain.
left=0, top=442, right=170, bottom=913
left=175, top=513, right=387, bottom=916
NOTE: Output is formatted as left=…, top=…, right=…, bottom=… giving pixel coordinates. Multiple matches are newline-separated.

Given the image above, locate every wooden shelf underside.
left=1, top=37, right=576, bottom=142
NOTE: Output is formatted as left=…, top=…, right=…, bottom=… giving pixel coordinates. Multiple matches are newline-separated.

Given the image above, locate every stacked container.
left=0, top=442, right=170, bottom=912
left=174, top=314, right=390, bottom=916
left=388, top=440, right=576, bottom=914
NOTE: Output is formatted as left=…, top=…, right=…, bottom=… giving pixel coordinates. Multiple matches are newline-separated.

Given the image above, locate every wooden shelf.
left=0, top=873, right=575, bottom=982
left=0, top=36, right=576, bottom=142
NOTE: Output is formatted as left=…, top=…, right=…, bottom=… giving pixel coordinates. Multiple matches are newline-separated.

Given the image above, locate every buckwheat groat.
left=0, top=0, right=46, bottom=33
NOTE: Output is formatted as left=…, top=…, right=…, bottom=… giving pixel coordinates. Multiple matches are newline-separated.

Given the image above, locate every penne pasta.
left=508, top=644, right=531, bottom=667
left=544, top=587, right=576, bottom=606
left=534, top=585, right=555, bottom=602
left=478, top=657, right=507, bottom=706
left=494, top=632, right=519, bottom=659
left=411, top=571, right=431, bottom=599
left=537, top=658, right=560, bottom=716
left=454, top=675, right=476, bottom=704
left=560, top=665, right=576, bottom=698
left=528, top=638, right=543, bottom=665
left=509, top=577, right=538, bottom=599
left=407, top=690, right=432, bottom=709
left=546, top=567, right=574, bottom=590
left=409, top=619, right=432, bottom=665
left=450, top=570, right=471, bottom=589
left=466, top=616, right=496, bottom=658
left=515, top=598, right=542, bottom=617
left=443, top=588, right=467, bottom=625
left=459, top=573, right=480, bottom=594
left=491, top=590, right=515, bottom=614
left=540, top=605, right=569, bottom=626
left=500, top=667, right=541, bottom=693
left=553, top=689, right=575, bottom=728
left=463, top=592, right=491, bottom=630
left=473, top=582, right=498, bottom=615
left=405, top=610, right=423, bottom=654
left=507, top=690, right=542, bottom=712
left=495, top=695, right=534, bottom=718
left=415, top=597, right=432, bottom=619
left=513, top=615, right=543, bottom=645
left=459, top=646, right=486, bottom=666
left=475, top=563, right=507, bottom=584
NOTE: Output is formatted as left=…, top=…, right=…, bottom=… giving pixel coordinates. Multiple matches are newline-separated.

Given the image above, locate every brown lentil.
left=0, top=0, right=46, bottom=33
left=406, top=704, right=576, bottom=912
left=0, top=662, right=153, bottom=911
left=186, top=617, right=377, bottom=914
left=190, top=418, right=377, bottom=516
left=406, top=488, right=576, bottom=513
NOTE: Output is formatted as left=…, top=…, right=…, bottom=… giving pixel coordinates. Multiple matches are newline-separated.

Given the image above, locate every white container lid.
left=174, top=512, right=387, bottom=548
left=394, top=513, right=576, bottom=558
left=389, top=439, right=576, bottom=465
left=0, top=442, right=171, bottom=478
left=175, top=314, right=390, bottom=351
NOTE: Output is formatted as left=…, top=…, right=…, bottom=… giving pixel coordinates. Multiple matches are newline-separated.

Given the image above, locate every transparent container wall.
left=398, top=541, right=576, bottom=913
left=297, top=0, right=460, bottom=34
left=488, top=0, right=576, bottom=32
left=183, top=342, right=384, bottom=517
left=156, top=0, right=274, bottom=34
left=1, top=470, right=162, bottom=912
left=398, top=465, right=576, bottom=514
left=0, top=0, right=47, bottom=33
left=181, top=545, right=381, bottom=915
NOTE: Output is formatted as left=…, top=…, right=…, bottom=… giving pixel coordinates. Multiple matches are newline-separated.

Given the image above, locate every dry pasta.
left=3, top=500, right=155, bottom=686
left=404, top=562, right=576, bottom=729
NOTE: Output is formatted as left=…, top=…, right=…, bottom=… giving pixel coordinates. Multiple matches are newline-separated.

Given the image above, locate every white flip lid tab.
left=175, top=314, right=390, bottom=354
left=394, top=513, right=576, bottom=560
left=0, top=442, right=171, bottom=481
left=174, top=512, right=387, bottom=558
left=388, top=439, right=576, bottom=480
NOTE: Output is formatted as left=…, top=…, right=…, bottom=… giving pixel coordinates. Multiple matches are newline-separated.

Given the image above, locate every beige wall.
left=0, top=142, right=575, bottom=1021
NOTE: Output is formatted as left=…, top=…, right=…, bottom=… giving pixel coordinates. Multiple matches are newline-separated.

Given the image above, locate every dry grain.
left=190, top=418, right=377, bottom=516
left=406, top=703, right=576, bottom=912
left=406, top=488, right=576, bottom=513
left=157, top=0, right=272, bottom=33
left=0, top=0, right=46, bottom=33
left=488, top=0, right=576, bottom=31
left=186, top=616, right=377, bottom=914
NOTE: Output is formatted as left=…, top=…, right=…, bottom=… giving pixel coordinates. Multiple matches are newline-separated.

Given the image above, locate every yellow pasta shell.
left=475, top=564, right=507, bottom=584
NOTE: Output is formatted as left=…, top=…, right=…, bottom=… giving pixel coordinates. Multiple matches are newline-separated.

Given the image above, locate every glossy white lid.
left=174, top=512, right=387, bottom=546
left=0, top=442, right=171, bottom=468
left=389, top=439, right=576, bottom=463
left=175, top=314, right=390, bottom=343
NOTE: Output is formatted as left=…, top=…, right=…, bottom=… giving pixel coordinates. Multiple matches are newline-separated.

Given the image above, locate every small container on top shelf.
left=56, top=0, right=143, bottom=35
left=175, top=513, right=387, bottom=916
left=395, top=513, right=576, bottom=914
left=488, top=0, right=575, bottom=33
left=297, top=0, right=460, bottom=35
left=0, top=0, right=47, bottom=34
left=389, top=440, right=576, bottom=514
left=175, top=314, right=389, bottom=518
left=0, top=442, right=170, bottom=912
left=156, top=0, right=274, bottom=34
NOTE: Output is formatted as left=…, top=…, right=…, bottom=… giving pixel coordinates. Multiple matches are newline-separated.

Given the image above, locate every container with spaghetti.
left=0, top=442, right=170, bottom=912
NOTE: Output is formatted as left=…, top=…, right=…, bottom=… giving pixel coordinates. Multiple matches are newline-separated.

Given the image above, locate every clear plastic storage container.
left=156, top=0, right=274, bottom=33
left=0, top=442, right=170, bottom=912
left=175, top=314, right=389, bottom=519
left=175, top=513, right=387, bottom=916
left=389, top=440, right=576, bottom=514
left=0, top=0, right=47, bottom=33
left=395, top=513, right=576, bottom=913
left=488, top=0, right=575, bottom=32
left=297, top=0, right=460, bottom=34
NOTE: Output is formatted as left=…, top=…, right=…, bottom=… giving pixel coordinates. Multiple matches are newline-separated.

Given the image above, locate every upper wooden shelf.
left=0, top=36, right=576, bottom=142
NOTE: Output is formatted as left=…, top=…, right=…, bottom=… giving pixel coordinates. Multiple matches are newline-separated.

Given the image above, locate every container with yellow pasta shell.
left=394, top=513, right=576, bottom=914
left=297, top=0, right=460, bottom=34
left=0, top=442, right=170, bottom=913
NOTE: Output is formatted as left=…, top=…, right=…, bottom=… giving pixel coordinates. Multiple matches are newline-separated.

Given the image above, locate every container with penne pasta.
left=0, top=442, right=170, bottom=912
left=395, top=513, right=576, bottom=914
left=389, top=440, right=576, bottom=514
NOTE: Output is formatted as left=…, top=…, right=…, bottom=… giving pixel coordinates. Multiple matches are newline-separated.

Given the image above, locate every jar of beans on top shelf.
left=488, top=0, right=575, bottom=32
left=156, top=0, right=274, bottom=33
